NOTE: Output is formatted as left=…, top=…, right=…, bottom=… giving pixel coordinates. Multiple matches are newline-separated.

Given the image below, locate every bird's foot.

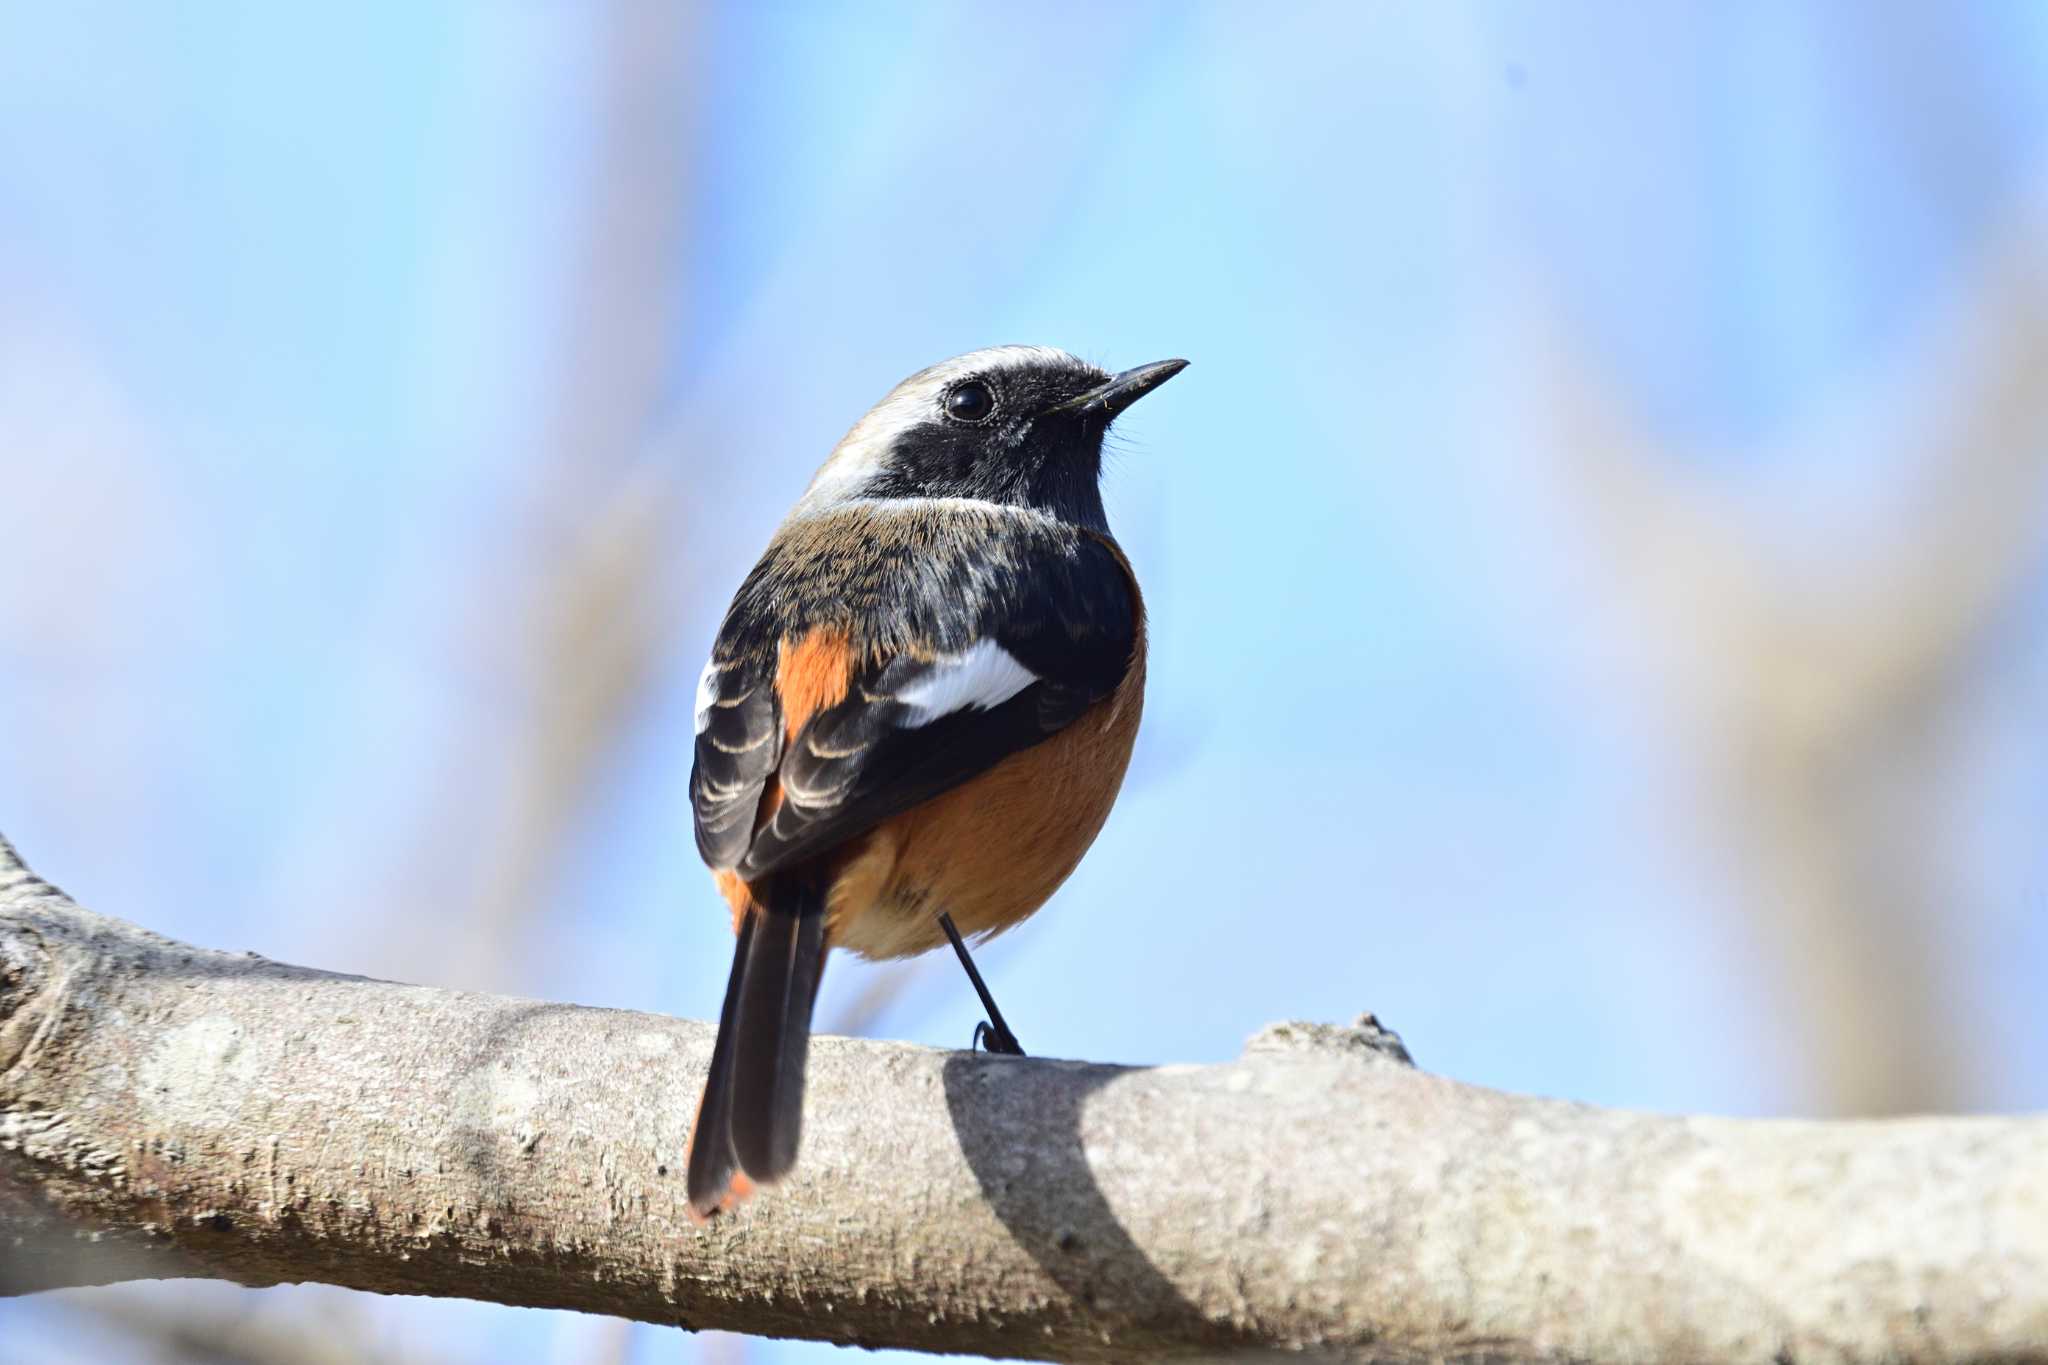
left=972, top=1019, right=1025, bottom=1057
left=939, top=910, right=1026, bottom=1057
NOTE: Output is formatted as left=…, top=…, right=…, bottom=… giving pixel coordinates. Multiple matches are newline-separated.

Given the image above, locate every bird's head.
left=798, top=345, right=1187, bottom=530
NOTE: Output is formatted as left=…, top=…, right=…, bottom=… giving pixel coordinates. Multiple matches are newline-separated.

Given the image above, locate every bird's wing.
left=690, top=532, right=1138, bottom=881
left=690, top=652, right=784, bottom=871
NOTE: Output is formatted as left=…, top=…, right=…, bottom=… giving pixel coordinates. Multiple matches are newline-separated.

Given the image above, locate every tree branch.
left=2, top=833, right=2044, bottom=1362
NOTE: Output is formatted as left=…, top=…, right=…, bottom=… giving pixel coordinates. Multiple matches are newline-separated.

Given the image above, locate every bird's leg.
left=937, top=911, right=1024, bottom=1056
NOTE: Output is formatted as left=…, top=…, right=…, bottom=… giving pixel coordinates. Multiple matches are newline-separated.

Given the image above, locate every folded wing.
left=689, top=531, right=1137, bottom=880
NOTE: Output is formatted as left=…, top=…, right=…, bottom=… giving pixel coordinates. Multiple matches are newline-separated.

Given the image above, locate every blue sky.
left=4, top=4, right=2047, bottom=1362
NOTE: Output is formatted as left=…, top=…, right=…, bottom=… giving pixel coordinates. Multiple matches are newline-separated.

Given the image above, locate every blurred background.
left=4, top=2, right=2047, bottom=1361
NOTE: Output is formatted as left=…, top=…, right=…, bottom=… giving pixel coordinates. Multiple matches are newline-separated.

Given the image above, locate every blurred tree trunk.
left=1533, top=200, right=2048, bottom=1115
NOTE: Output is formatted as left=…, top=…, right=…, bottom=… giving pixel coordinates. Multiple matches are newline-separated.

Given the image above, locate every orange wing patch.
left=707, top=626, right=858, bottom=934
left=776, top=626, right=856, bottom=742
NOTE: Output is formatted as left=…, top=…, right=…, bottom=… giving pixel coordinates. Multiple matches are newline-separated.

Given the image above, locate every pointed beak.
left=1063, top=358, right=1189, bottom=420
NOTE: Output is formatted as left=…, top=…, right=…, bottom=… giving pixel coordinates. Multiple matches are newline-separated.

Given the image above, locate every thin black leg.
left=937, top=911, right=1024, bottom=1056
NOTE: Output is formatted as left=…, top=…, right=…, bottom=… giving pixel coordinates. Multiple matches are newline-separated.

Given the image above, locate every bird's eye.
left=944, top=380, right=994, bottom=424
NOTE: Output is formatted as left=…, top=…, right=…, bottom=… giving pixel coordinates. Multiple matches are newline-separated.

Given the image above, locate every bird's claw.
left=973, top=1019, right=1025, bottom=1057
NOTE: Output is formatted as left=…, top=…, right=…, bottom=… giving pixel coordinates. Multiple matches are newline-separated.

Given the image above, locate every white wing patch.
left=693, top=661, right=721, bottom=735
left=895, top=640, right=1038, bottom=726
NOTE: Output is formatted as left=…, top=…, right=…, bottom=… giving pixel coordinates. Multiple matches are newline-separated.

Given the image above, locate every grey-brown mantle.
left=1, top=832, right=2043, bottom=1362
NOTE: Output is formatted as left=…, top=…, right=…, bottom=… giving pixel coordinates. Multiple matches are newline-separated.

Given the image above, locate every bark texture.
left=2, top=833, right=2045, bottom=1362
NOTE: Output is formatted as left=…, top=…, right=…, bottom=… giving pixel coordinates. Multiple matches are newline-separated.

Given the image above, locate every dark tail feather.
left=682, top=873, right=826, bottom=1219
left=685, top=909, right=755, bottom=1220
left=730, top=875, right=827, bottom=1182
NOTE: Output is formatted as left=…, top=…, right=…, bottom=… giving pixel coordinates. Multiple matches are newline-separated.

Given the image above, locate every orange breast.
left=826, top=640, right=1146, bottom=960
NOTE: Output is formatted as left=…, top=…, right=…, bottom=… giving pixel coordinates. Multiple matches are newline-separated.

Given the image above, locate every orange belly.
left=824, top=647, right=1145, bottom=960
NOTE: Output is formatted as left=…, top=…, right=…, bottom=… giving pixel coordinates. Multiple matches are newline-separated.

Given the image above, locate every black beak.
left=1066, top=358, right=1189, bottom=419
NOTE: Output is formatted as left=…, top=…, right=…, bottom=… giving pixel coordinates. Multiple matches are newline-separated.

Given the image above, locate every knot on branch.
left=1242, top=1012, right=1416, bottom=1068
left=0, top=835, right=68, bottom=910
left=0, top=839, right=67, bottom=1075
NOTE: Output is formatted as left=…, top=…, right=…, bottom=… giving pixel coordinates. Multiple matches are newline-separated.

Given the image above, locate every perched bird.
left=683, top=345, right=1185, bottom=1218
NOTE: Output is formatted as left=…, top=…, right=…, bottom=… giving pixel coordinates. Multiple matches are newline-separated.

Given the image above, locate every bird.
left=682, top=344, right=1185, bottom=1219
